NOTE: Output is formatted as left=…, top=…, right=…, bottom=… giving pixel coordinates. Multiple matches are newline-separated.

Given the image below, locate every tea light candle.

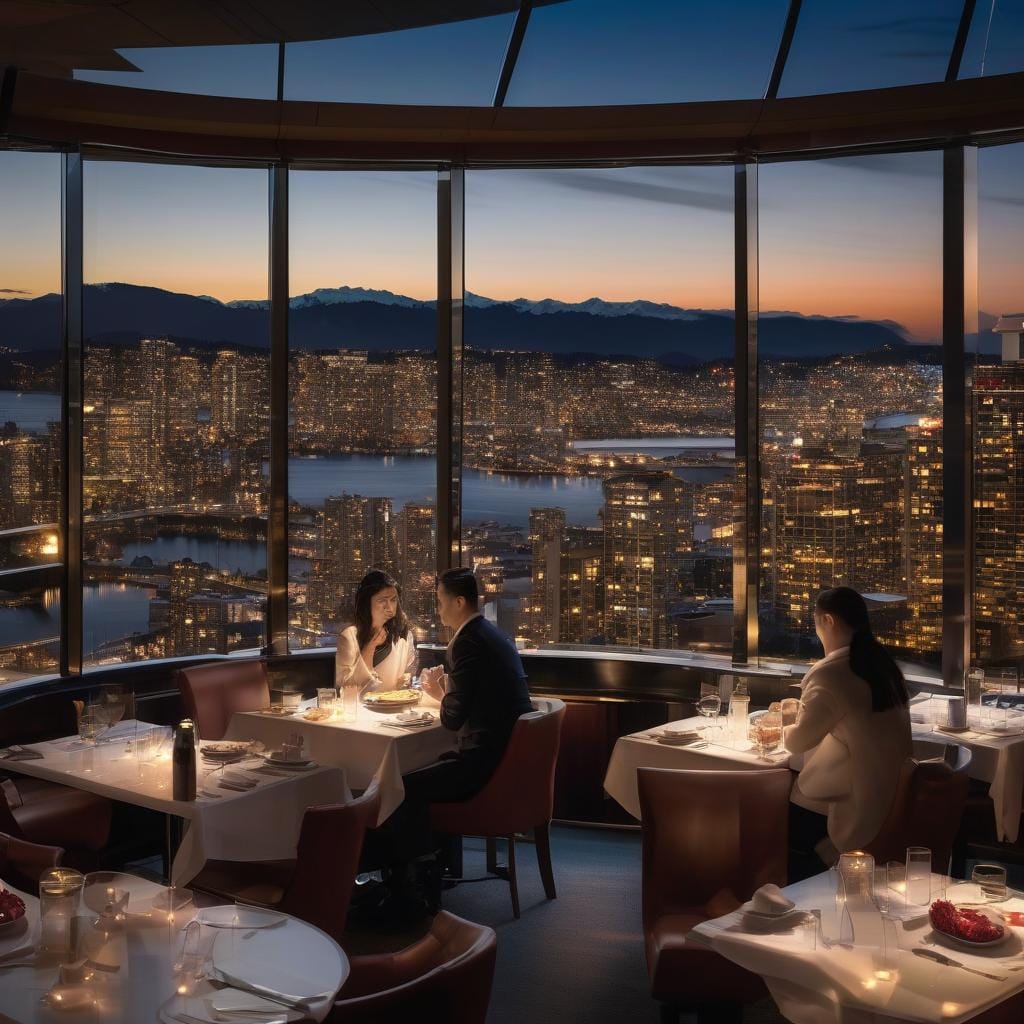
left=838, top=850, right=875, bottom=900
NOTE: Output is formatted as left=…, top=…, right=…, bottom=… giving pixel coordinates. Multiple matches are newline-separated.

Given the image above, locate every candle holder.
left=838, top=850, right=875, bottom=901
left=38, top=867, right=85, bottom=958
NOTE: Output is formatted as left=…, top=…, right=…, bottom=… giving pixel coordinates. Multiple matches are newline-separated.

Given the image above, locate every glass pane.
left=465, top=167, right=734, bottom=651
left=288, top=171, right=438, bottom=651
left=83, top=162, right=269, bottom=667
left=506, top=0, right=789, bottom=105
left=778, top=0, right=962, bottom=96
left=759, top=152, right=943, bottom=667
left=974, top=142, right=1024, bottom=664
left=74, top=45, right=278, bottom=99
left=960, top=0, right=1024, bottom=79
left=285, top=14, right=514, bottom=105
left=0, top=150, right=63, bottom=681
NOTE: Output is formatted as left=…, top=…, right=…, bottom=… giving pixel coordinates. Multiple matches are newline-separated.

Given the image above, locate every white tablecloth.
left=227, top=703, right=458, bottom=824
left=603, top=716, right=791, bottom=819
left=912, top=696, right=1024, bottom=843
left=689, top=872, right=1024, bottom=1024
left=2, top=731, right=352, bottom=885
left=0, top=875, right=347, bottom=1024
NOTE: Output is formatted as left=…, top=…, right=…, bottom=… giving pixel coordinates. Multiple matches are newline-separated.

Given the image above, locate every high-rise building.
left=396, top=502, right=436, bottom=634
left=559, top=539, right=604, bottom=645
left=527, top=507, right=565, bottom=643
left=602, top=472, right=691, bottom=648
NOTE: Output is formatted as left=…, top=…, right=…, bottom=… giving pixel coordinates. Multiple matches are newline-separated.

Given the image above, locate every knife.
left=912, top=946, right=1007, bottom=981
left=207, top=966, right=327, bottom=1012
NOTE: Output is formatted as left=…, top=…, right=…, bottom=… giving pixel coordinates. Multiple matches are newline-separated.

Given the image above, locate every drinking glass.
left=905, top=847, right=932, bottom=906
left=696, top=693, right=721, bottom=740
left=341, top=681, right=359, bottom=723
left=780, top=697, right=800, bottom=727
left=972, top=863, right=1008, bottom=902
left=754, top=711, right=783, bottom=760
left=98, top=685, right=126, bottom=728
left=317, top=688, right=338, bottom=713
left=78, top=713, right=99, bottom=745
left=872, top=865, right=891, bottom=916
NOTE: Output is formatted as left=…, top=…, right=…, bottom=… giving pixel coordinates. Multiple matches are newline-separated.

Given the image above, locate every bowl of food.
left=929, top=899, right=1007, bottom=948
left=361, top=688, right=421, bottom=714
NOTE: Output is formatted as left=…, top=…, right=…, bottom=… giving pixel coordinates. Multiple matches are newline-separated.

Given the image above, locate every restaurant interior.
left=3, top=1, right=1024, bottom=1022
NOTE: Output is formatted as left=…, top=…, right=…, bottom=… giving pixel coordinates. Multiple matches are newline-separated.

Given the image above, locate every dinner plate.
left=740, top=909, right=809, bottom=933
left=656, top=734, right=704, bottom=746
left=264, top=755, right=317, bottom=769
left=932, top=926, right=1009, bottom=950
left=196, top=905, right=288, bottom=929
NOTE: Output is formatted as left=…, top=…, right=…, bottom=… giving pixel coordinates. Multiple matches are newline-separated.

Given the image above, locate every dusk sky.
left=2, top=2, right=1023, bottom=345
left=5, top=148, right=1022, bottom=345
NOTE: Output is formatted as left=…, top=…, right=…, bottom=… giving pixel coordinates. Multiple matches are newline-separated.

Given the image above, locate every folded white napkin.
left=750, top=883, right=795, bottom=916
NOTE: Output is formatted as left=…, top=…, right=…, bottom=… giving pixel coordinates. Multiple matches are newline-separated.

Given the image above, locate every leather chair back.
left=328, top=911, right=497, bottom=1024
left=175, top=659, right=270, bottom=740
left=0, top=831, right=63, bottom=895
left=638, top=767, right=791, bottom=931
left=429, top=698, right=565, bottom=836
left=865, top=757, right=969, bottom=871
left=281, top=778, right=381, bottom=944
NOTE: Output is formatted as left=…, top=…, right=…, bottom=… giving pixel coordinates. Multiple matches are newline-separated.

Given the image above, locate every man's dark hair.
left=438, top=567, right=479, bottom=606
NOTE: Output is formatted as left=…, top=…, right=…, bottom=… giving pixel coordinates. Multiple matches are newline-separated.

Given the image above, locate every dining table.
left=910, top=695, right=1024, bottom=843
left=0, top=871, right=347, bottom=1024
left=225, top=699, right=459, bottom=824
left=688, top=871, right=1024, bottom=1024
left=603, top=715, right=790, bottom=819
left=0, top=724, right=352, bottom=886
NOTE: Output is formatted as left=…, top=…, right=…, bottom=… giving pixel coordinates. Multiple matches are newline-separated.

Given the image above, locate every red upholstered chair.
left=429, top=698, right=565, bottom=919
left=190, top=778, right=381, bottom=945
left=865, top=745, right=970, bottom=874
left=638, top=767, right=792, bottom=1024
left=175, top=658, right=271, bottom=741
left=0, top=778, right=110, bottom=873
left=0, top=831, right=63, bottom=896
left=328, top=911, right=496, bottom=1024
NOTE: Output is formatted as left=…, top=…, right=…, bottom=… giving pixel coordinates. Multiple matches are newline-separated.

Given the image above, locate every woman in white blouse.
left=336, top=569, right=417, bottom=692
left=784, top=586, right=912, bottom=879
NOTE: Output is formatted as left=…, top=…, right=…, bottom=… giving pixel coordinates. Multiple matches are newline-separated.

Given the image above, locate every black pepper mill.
left=173, top=719, right=197, bottom=801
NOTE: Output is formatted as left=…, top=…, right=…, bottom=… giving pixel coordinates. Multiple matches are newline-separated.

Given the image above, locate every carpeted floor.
left=436, top=826, right=788, bottom=1024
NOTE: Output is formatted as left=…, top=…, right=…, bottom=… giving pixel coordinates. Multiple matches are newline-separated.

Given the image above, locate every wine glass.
left=697, top=693, right=722, bottom=740
left=754, top=711, right=783, bottom=760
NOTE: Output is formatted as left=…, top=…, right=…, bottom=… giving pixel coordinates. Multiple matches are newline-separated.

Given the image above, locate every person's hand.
left=361, top=626, right=387, bottom=665
left=419, top=665, right=447, bottom=702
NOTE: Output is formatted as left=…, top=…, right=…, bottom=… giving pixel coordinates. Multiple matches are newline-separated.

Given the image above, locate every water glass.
left=754, top=711, right=783, bottom=760
left=341, top=681, right=359, bottom=723
left=317, top=687, right=337, bottom=711
left=972, top=863, right=1008, bottom=902
left=77, top=713, right=99, bottom=745
left=905, top=847, right=932, bottom=906
left=872, top=865, right=891, bottom=916
left=39, top=867, right=85, bottom=957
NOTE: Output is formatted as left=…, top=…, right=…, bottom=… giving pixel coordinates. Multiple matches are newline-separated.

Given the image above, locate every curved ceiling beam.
left=5, top=69, right=1024, bottom=163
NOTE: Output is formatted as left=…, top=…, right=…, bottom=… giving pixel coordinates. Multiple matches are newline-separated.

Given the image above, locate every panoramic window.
left=74, top=45, right=279, bottom=99
left=82, top=161, right=270, bottom=667
left=507, top=0, right=788, bottom=105
left=285, top=14, right=514, bottom=106
left=960, top=0, right=1024, bottom=79
left=778, top=0, right=963, bottom=96
left=0, top=151, right=63, bottom=683
left=464, top=167, right=734, bottom=652
left=973, top=142, right=1024, bottom=665
left=287, top=171, right=438, bottom=650
left=758, top=152, right=944, bottom=665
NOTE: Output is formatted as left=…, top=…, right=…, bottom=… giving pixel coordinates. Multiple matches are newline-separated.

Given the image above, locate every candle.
left=38, top=867, right=84, bottom=957
left=838, top=850, right=875, bottom=901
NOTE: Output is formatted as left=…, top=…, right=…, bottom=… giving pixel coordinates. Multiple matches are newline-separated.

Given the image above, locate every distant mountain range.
left=0, top=282, right=940, bottom=362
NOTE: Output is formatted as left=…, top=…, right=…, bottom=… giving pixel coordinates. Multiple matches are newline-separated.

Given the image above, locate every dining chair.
left=0, top=831, right=64, bottom=895
left=189, top=778, right=381, bottom=944
left=638, top=766, right=792, bottom=1024
left=865, top=747, right=970, bottom=873
left=0, top=777, right=111, bottom=873
left=327, top=911, right=497, bottom=1024
left=428, top=697, right=565, bottom=919
left=175, top=658, right=271, bottom=740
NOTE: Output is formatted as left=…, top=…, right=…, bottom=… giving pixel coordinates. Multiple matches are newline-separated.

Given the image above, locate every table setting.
left=0, top=868, right=347, bottom=1024
left=688, top=847, right=1024, bottom=1024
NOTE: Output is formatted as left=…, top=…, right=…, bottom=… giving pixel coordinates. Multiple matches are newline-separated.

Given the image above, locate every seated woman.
left=336, top=569, right=417, bottom=692
left=785, top=586, right=912, bottom=879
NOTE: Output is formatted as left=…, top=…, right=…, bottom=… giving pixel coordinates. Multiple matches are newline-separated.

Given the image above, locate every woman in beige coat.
left=336, top=569, right=417, bottom=692
left=784, top=586, right=912, bottom=879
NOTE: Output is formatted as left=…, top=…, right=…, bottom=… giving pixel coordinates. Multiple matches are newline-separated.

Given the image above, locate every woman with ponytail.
left=785, top=587, right=912, bottom=879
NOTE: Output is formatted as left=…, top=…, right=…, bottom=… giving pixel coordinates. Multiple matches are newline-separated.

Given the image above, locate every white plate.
left=740, top=909, right=809, bottom=933
left=932, top=926, right=1009, bottom=950
left=264, top=756, right=317, bottom=769
left=196, top=905, right=288, bottom=929
left=0, top=912, right=27, bottom=937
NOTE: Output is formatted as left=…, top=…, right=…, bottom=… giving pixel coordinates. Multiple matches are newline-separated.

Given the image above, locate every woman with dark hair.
left=336, top=569, right=417, bottom=691
left=785, top=586, right=912, bottom=878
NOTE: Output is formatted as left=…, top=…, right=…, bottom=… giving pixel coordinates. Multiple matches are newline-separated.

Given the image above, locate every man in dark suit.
left=412, top=567, right=534, bottom=803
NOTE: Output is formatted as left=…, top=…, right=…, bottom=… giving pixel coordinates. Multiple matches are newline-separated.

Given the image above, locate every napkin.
left=0, top=745, right=43, bottom=761
left=750, top=883, right=795, bottom=916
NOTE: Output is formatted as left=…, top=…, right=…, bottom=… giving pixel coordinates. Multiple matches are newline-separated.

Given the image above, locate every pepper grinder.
left=173, top=719, right=197, bottom=801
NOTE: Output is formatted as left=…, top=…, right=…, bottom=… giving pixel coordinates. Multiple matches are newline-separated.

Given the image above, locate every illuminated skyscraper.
left=396, top=502, right=436, bottom=634
left=528, top=507, right=566, bottom=643
left=559, top=538, right=604, bottom=644
left=602, top=472, right=691, bottom=648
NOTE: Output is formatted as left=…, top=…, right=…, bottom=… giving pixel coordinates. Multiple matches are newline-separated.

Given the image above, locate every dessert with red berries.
left=929, top=899, right=1005, bottom=943
left=0, top=888, right=25, bottom=924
